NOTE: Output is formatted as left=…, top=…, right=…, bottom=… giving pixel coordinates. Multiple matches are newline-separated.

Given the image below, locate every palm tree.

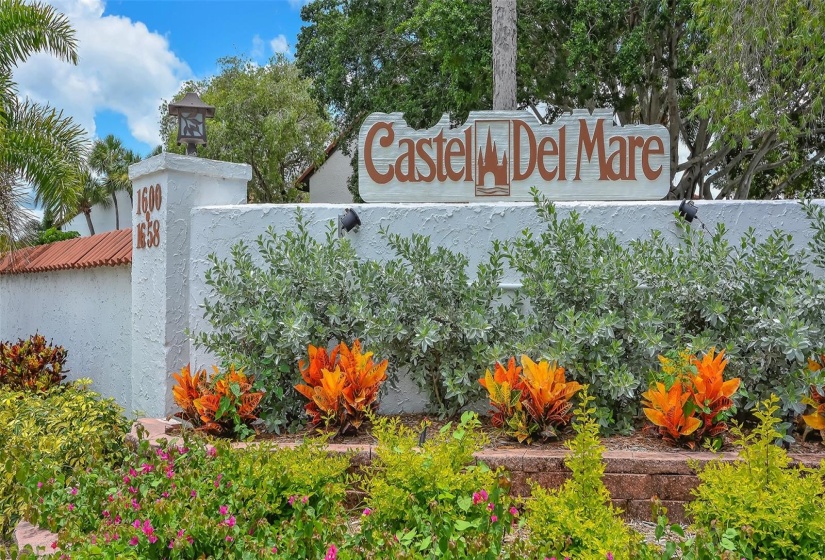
left=75, top=169, right=110, bottom=236
left=0, top=0, right=86, bottom=248
left=89, top=135, right=140, bottom=230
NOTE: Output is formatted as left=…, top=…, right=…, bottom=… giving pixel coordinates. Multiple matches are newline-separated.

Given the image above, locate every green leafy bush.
left=685, top=395, right=825, bottom=560
left=511, top=192, right=825, bottom=429
left=0, top=381, right=129, bottom=538
left=34, top=227, right=79, bottom=246
left=0, top=333, right=67, bottom=391
left=25, top=435, right=350, bottom=559
left=194, top=209, right=363, bottom=432
left=356, top=412, right=515, bottom=558
left=352, top=230, right=523, bottom=417
left=519, top=389, right=653, bottom=560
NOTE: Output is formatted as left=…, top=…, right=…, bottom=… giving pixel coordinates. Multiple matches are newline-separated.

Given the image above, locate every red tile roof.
left=0, top=228, right=132, bottom=275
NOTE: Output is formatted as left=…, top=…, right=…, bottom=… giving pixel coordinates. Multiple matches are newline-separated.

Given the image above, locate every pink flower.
left=169, top=540, right=175, bottom=549
left=607, top=554, right=614, bottom=560
left=177, top=529, right=185, bottom=538
left=37, top=481, right=43, bottom=489
left=102, top=510, right=110, bottom=518
left=166, top=469, right=175, bottom=479
left=161, top=492, right=169, bottom=498
left=114, top=515, right=122, bottom=524
left=129, top=467, right=138, bottom=477
left=288, top=496, right=296, bottom=506
left=487, top=502, right=494, bottom=511
left=214, top=474, right=223, bottom=488
left=148, top=535, right=158, bottom=544
left=362, top=508, right=372, bottom=516
left=479, top=489, right=488, bottom=501
left=490, top=515, right=498, bottom=523
left=325, top=544, right=337, bottom=560
left=191, top=490, right=197, bottom=498
left=123, top=475, right=131, bottom=485
left=272, top=546, right=278, bottom=553
left=141, top=463, right=153, bottom=475
left=67, top=503, right=75, bottom=512
left=142, top=519, right=154, bottom=535
left=225, top=536, right=234, bottom=542
left=509, top=506, right=518, bottom=516
left=128, top=486, right=138, bottom=494
left=132, top=519, right=141, bottom=529
left=301, top=496, right=308, bottom=504
left=129, top=536, right=139, bottom=546
left=69, top=487, right=78, bottom=495
left=207, top=446, right=217, bottom=458
left=50, top=541, right=58, bottom=550
left=131, top=499, right=140, bottom=511
left=219, top=505, right=228, bottom=515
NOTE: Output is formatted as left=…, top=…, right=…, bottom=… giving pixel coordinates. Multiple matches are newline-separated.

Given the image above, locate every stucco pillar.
left=128, top=153, right=251, bottom=417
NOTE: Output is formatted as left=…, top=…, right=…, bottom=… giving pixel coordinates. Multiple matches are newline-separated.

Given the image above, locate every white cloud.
left=270, top=34, right=291, bottom=55
left=14, top=0, right=192, bottom=147
left=251, top=34, right=266, bottom=59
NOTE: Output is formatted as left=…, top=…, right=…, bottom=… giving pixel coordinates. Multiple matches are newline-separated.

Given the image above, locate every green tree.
left=0, top=0, right=86, bottom=247
left=296, top=0, right=825, bottom=201
left=89, top=134, right=140, bottom=230
left=162, top=55, right=332, bottom=203
left=75, top=169, right=110, bottom=236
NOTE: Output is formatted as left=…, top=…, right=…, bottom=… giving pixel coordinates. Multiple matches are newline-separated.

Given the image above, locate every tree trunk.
left=84, top=209, right=95, bottom=236
left=112, top=193, right=120, bottom=230
left=492, top=0, right=517, bottom=110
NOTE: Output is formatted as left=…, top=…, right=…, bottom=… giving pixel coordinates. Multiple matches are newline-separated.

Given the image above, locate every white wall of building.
left=64, top=190, right=134, bottom=236
left=188, top=200, right=824, bottom=412
left=308, top=146, right=354, bottom=204
left=0, top=266, right=132, bottom=409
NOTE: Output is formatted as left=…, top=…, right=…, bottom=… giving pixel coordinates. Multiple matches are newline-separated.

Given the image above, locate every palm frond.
left=0, top=170, right=38, bottom=253
left=0, top=98, right=87, bottom=223
left=0, top=0, right=77, bottom=72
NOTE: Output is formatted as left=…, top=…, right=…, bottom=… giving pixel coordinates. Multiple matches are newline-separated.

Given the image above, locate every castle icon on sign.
left=475, top=121, right=511, bottom=196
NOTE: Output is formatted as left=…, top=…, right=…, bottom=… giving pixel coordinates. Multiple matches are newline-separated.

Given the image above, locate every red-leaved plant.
left=0, top=333, right=67, bottom=391
left=295, top=340, right=387, bottom=434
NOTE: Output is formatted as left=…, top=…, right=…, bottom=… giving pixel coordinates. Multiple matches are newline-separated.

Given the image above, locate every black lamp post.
left=168, top=92, right=215, bottom=156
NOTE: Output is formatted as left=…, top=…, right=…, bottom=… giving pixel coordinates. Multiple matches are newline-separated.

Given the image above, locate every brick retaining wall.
left=132, top=419, right=825, bottom=524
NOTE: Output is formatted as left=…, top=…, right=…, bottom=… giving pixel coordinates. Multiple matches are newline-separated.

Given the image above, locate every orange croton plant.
left=172, top=364, right=263, bottom=436
left=801, top=356, right=825, bottom=442
left=642, top=348, right=740, bottom=448
left=479, top=355, right=582, bottom=443
left=295, top=340, right=388, bottom=434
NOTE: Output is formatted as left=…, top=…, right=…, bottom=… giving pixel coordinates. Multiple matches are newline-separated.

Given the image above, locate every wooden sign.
left=358, top=109, right=670, bottom=202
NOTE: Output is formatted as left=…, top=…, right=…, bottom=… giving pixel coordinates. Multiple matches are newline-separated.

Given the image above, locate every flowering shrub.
left=171, top=364, right=263, bottom=437
left=519, top=389, right=653, bottom=560
left=0, top=380, right=128, bottom=538
left=355, top=412, right=515, bottom=558
left=642, top=348, right=739, bottom=449
left=24, top=435, right=350, bottom=558
left=295, top=340, right=387, bottom=433
left=0, top=333, right=66, bottom=391
left=479, top=355, right=582, bottom=443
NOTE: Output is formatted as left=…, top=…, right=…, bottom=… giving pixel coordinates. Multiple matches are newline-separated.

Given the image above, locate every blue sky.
left=16, top=0, right=308, bottom=157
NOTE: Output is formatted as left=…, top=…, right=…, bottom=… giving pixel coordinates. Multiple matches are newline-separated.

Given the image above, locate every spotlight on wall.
left=338, top=208, right=361, bottom=238
left=678, top=200, right=698, bottom=223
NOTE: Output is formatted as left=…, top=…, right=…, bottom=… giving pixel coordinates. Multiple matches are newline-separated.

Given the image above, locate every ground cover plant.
left=0, top=380, right=129, bottom=540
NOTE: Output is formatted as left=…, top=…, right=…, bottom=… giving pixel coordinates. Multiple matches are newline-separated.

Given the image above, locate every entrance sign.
left=358, top=109, right=670, bottom=202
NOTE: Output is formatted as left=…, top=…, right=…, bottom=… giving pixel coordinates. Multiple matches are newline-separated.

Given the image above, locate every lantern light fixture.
left=167, top=92, right=215, bottom=156
left=678, top=200, right=698, bottom=223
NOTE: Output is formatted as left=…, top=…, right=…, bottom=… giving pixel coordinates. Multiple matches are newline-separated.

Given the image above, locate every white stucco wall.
left=308, top=146, right=354, bottom=204
left=64, top=190, right=133, bottom=236
left=0, top=266, right=132, bottom=409
left=188, top=199, right=825, bottom=413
